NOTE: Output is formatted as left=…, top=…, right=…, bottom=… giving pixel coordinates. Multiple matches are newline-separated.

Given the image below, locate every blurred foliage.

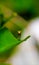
left=0, top=0, right=39, bottom=20
left=0, top=28, right=19, bottom=59
left=0, top=0, right=33, bottom=13
left=0, top=62, right=10, bottom=65
left=0, top=4, right=27, bottom=39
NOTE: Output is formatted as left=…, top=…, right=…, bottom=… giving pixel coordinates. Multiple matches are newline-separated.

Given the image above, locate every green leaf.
left=0, top=28, right=20, bottom=59
left=0, top=28, right=19, bottom=53
left=0, top=27, right=30, bottom=60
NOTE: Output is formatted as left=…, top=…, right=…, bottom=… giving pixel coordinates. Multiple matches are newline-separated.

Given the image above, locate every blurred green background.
left=0, top=0, right=39, bottom=20
left=0, top=0, right=39, bottom=39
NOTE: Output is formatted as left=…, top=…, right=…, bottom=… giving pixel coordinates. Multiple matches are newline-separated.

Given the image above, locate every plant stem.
left=16, top=35, right=30, bottom=46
